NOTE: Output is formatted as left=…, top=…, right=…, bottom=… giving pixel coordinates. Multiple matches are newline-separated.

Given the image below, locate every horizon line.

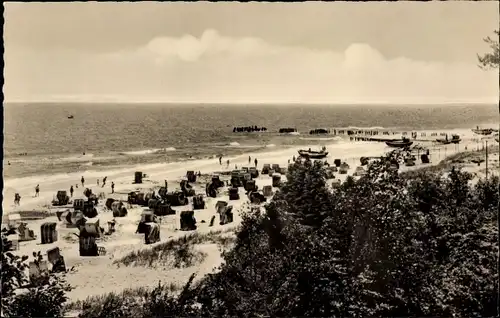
left=3, top=101, right=498, bottom=106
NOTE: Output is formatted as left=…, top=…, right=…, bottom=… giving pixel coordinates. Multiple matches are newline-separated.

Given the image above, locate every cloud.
left=4, top=29, right=499, bottom=103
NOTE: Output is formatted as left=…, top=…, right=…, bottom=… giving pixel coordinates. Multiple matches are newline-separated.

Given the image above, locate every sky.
left=4, top=2, right=499, bottom=104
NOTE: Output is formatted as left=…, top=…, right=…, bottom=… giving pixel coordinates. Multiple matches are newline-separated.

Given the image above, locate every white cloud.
left=4, top=29, right=499, bottom=103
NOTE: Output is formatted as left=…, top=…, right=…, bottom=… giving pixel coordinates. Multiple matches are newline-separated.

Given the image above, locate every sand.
left=2, top=135, right=497, bottom=303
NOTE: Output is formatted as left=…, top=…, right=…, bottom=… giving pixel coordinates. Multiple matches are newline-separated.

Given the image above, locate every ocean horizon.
left=4, top=102, right=498, bottom=179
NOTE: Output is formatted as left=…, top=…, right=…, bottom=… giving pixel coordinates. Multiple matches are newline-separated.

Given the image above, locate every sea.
left=3, top=103, right=499, bottom=179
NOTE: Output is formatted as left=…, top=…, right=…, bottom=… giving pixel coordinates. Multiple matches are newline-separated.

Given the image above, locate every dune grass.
left=63, top=282, right=180, bottom=314
left=113, top=229, right=235, bottom=269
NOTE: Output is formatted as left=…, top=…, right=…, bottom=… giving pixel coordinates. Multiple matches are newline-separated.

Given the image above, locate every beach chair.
left=215, top=201, right=228, bottom=214
left=105, top=198, right=116, bottom=210
left=272, top=173, right=282, bottom=187
left=421, top=154, right=430, bottom=164
left=261, top=164, right=271, bottom=174
left=144, top=223, right=161, bottom=244
left=18, top=222, right=36, bottom=241
left=229, top=187, right=240, bottom=200
left=244, top=180, right=257, bottom=192
left=331, top=179, right=341, bottom=189
left=263, top=185, right=273, bottom=197
left=219, top=206, right=234, bottom=225
left=334, top=159, right=341, bottom=167
left=248, top=167, right=259, bottom=178
left=192, top=194, right=205, bottom=210
left=73, top=199, right=85, bottom=212
left=79, top=235, right=99, bottom=257
left=137, top=211, right=158, bottom=234
left=165, top=191, right=187, bottom=206
left=40, top=222, right=58, bottom=244
left=82, top=202, right=98, bottom=218
left=134, top=171, right=143, bottom=184
left=155, top=202, right=176, bottom=216
left=249, top=191, right=266, bottom=204
left=186, top=171, right=197, bottom=183
left=180, top=211, right=197, bottom=231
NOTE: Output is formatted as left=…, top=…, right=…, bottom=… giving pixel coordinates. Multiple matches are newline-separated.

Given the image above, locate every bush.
left=1, top=229, right=72, bottom=317
left=193, top=152, right=499, bottom=317
left=62, top=151, right=500, bottom=317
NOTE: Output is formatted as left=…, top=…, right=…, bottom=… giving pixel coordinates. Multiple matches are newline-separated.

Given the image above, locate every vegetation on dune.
left=114, top=229, right=235, bottom=269
left=2, top=151, right=498, bottom=317
left=1, top=228, right=72, bottom=318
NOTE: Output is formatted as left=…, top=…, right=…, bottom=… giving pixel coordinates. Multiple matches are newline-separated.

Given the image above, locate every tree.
left=477, top=30, right=499, bottom=70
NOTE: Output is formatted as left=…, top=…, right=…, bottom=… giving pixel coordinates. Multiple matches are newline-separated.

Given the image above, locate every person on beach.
left=288, top=159, right=290, bottom=164
left=14, top=193, right=21, bottom=205
left=254, top=158, right=258, bottom=167
left=219, top=156, right=223, bottom=165
left=227, top=159, right=230, bottom=167
left=102, top=176, right=107, bottom=187
left=164, top=180, right=168, bottom=188
left=81, top=176, right=85, bottom=187
left=293, top=155, right=296, bottom=162
left=111, top=182, right=115, bottom=194
left=35, top=184, right=40, bottom=197
left=97, top=179, right=100, bottom=186
left=248, top=156, right=251, bottom=164
left=70, top=185, right=74, bottom=197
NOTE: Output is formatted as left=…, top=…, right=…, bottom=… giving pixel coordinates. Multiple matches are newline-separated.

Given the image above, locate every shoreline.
left=4, top=126, right=498, bottom=180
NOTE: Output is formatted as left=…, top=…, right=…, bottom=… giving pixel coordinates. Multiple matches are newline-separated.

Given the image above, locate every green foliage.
left=478, top=30, right=500, bottom=70
left=1, top=229, right=72, bottom=318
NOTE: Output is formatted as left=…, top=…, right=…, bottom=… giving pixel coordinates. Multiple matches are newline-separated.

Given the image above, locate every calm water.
left=3, top=103, right=498, bottom=178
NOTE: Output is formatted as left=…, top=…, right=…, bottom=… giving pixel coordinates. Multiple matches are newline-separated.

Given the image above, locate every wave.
left=58, top=154, right=95, bottom=162
left=299, top=137, right=340, bottom=141
left=347, top=126, right=386, bottom=130
left=266, top=144, right=276, bottom=148
left=121, top=148, right=176, bottom=155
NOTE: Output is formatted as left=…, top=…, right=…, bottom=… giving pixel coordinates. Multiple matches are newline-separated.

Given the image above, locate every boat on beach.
left=436, top=134, right=461, bottom=145
left=67, top=115, right=74, bottom=119
left=385, top=138, right=413, bottom=148
left=298, top=147, right=329, bottom=159
left=471, top=126, right=493, bottom=135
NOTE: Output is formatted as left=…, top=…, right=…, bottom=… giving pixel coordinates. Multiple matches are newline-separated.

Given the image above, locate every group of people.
left=218, top=155, right=259, bottom=168
left=76, top=176, right=115, bottom=196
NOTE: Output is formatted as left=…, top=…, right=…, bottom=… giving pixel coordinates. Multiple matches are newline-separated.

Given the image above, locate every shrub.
left=1, top=229, right=72, bottom=318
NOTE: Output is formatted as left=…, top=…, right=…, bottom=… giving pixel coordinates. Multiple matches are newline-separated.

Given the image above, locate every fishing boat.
left=298, top=147, right=329, bottom=159
left=471, top=126, right=493, bottom=135
left=67, top=115, right=74, bottom=119
left=385, top=138, right=413, bottom=148
left=436, top=134, right=461, bottom=145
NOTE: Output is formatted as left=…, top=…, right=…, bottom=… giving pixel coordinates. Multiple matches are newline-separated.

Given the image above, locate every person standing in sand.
left=102, top=176, right=107, bottom=188
left=254, top=158, right=258, bottom=167
left=111, top=182, right=115, bottom=194
left=35, top=184, right=40, bottom=197
left=227, top=159, right=230, bottom=167
left=81, top=176, right=85, bottom=187
left=219, top=155, right=223, bottom=165
left=70, top=185, right=74, bottom=197
left=248, top=156, right=251, bottom=164
left=97, top=179, right=100, bottom=186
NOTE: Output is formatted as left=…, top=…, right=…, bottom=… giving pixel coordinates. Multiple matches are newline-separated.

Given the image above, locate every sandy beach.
left=3, top=131, right=498, bottom=303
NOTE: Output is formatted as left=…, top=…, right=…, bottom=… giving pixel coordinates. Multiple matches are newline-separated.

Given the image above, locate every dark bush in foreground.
left=1, top=229, right=72, bottom=318
left=194, top=156, right=498, bottom=317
